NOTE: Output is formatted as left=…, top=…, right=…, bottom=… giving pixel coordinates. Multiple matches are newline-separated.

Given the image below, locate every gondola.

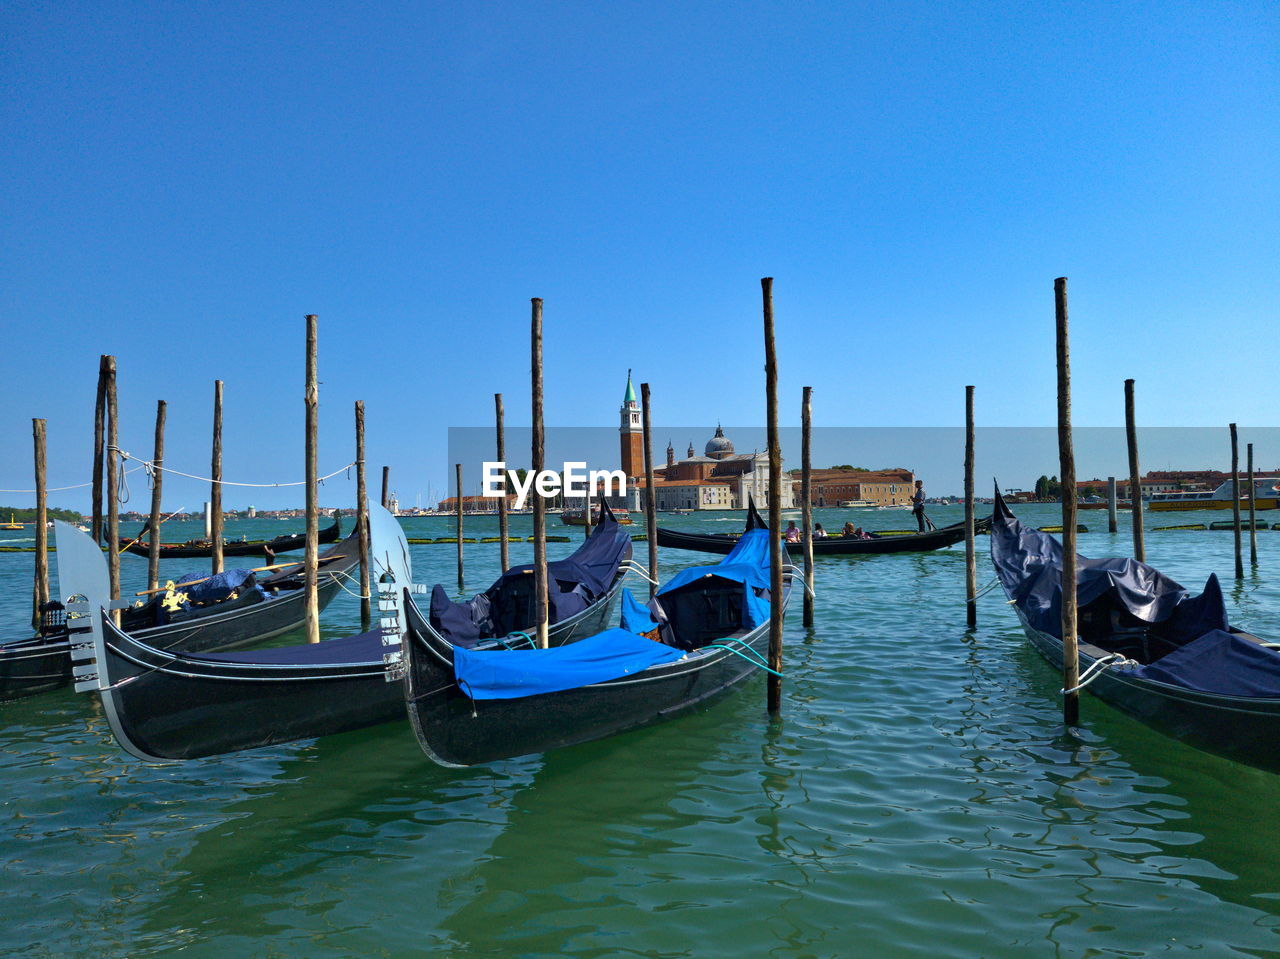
left=0, top=519, right=361, bottom=703
left=114, top=512, right=342, bottom=559
left=991, top=489, right=1280, bottom=773
left=657, top=513, right=989, bottom=556
left=67, top=505, right=413, bottom=761
left=402, top=504, right=792, bottom=767
left=75, top=501, right=633, bottom=761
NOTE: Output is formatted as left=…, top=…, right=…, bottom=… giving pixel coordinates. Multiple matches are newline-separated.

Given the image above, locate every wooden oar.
left=133, top=555, right=346, bottom=595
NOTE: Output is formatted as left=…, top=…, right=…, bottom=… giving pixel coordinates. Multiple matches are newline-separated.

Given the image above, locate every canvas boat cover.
left=656, top=527, right=773, bottom=633
left=991, top=491, right=1280, bottom=698
left=453, top=628, right=684, bottom=700
left=430, top=505, right=633, bottom=647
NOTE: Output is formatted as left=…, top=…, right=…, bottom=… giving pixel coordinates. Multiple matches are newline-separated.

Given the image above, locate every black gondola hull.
left=1015, top=609, right=1280, bottom=772
left=403, top=587, right=785, bottom=767
left=93, top=622, right=402, bottom=760
left=656, top=518, right=987, bottom=556
left=117, top=514, right=342, bottom=559
left=0, top=636, right=72, bottom=700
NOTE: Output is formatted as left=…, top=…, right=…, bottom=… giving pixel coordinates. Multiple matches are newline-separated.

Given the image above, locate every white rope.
left=1060, top=652, right=1137, bottom=695
left=329, top=568, right=371, bottom=601
left=971, top=576, right=1002, bottom=600
left=107, top=447, right=355, bottom=489
left=0, top=464, right=147, bottom=495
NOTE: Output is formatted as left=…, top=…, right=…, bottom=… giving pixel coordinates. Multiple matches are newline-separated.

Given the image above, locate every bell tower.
left=620, top=370, right=644, bottom=478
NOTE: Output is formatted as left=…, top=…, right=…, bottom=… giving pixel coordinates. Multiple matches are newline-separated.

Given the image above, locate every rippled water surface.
left=2, top=506, right=1279, bottom=958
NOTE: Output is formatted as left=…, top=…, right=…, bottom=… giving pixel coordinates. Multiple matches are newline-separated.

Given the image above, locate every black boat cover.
left=992, top=491, right=1280, bottom=698
left=991, top=492, right=1227, bottom=645
left=429, top=504, right=632, bottom=647
left=196, top=630, right=384, bottom=666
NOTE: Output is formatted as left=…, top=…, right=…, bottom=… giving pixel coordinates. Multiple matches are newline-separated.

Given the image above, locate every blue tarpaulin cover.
left=1126, top=630, right=1280, bottom=698
left=177, top=568, right=258, bottom=605
left=453, top=628, right=685, bottom=700
left=657, top=527, right=772, bottom=630
left=620, top=588, right=659, bottom=634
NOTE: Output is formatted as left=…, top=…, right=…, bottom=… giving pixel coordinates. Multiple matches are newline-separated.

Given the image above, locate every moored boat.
left=402, top=508, right=791, bottom=767
left=991, top=491, right=1280, bottom=772
left=561, top=505, right=633, bottom=526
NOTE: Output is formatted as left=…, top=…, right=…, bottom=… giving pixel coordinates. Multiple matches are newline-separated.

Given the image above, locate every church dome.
left=704, top=425, right=735, bottom=460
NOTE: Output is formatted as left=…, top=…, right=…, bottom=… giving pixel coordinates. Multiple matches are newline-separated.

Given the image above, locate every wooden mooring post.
left=32, top=418, right=48, bottom=632
left=355, top=401, right=371, bottom=629
left=1106, top=476, right=1118, bottom=534
left=530, top=298, right=549, bottom=648
left=762, top=277, right=783, bottom=715
left=91, top=355, right=109, bottom=544
left=1248, top=442, right=1258, bottom=567
left=105, top=355, right=120, bottom=623
left=964, top=385, right=976, bottom=629
left=801, top=386, right=814, bottom=628
left=147, top=400, right=167, bottom=592
left=641, top=383, right=658, bottom=599
left=1056, top=278, right=1080, bottom=726
left=455, top=463, right=465, bottom=592
left=211, top=380, right=224, bottom=574
left=304, top=315, right=320, bottom=644
left=382, top=466, right=391, bottom=510
left=495, top=393, right=510, bottom=573
left=1230, top=423, right=1243, bottom=580
left=1125, top=379, right=1145, bottom=563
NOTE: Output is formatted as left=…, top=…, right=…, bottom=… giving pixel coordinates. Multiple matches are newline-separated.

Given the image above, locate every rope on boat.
left=971, top=576, right=1002, bottom=600
left=1060, top=652, right=1137, bottom=695
left=106, top=446, right=356, bottom=489
left=703, top=636, right=782, bottom=677
left=620, top=562, right=659, bottom=586
left=329, top=568, right=371, bottom=601
left=781, top=564, right=816, bottom=597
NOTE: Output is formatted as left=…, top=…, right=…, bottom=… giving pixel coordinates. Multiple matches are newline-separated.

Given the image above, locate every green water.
left=1, top=506, right=1278, bottom=958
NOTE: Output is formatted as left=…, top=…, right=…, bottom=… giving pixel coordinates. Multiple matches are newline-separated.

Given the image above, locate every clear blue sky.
left=2, top=1, right=1275, bottom=510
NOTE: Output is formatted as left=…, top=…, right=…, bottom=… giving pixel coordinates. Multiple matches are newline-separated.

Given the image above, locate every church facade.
left=617, top=372, right=792, bottom=511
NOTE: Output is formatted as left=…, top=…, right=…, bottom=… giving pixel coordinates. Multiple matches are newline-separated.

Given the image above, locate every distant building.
left=631, top=422, right=791, bottom=510
left=793, top=468, right=916, bottom=507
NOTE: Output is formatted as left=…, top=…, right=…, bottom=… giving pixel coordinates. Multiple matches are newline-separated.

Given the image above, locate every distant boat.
left=562, top=506, right=633, bottom=526
left=1, top=514, right=22, bottom=531
left=837, top=500, right=875, bottom=508
left=1148, top=477, right=1280, bottom=512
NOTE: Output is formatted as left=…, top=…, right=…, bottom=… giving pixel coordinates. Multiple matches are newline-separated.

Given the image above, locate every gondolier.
left=911, top=480, right=932, bottom=531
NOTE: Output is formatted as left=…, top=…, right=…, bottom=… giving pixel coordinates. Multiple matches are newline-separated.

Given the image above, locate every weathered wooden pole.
left=32, top=418, right=49, bottom=632
left=801, top=386, right=814, bottom=628
left=495, top=393, right=510, bottom=573
left=105, top=356, right=120, bottom=623
left=381, top=466, right=390, bottom=509
left=146, top=400, right=167, bottom=592
left=1231, top=423, right=1243, bottom=580
left=583, top=488, right=592, bottom=539
left=355, top=400, right=371, bottom=629
left=211, top=380, right=224, bottom=574
left=641, top=383, right=658, bottom=599
left=304, top=315, right=320, bottom=644
left=1106, top=476, right=1118, bottom=534
left=763, top=277, right=783, bottom=714
left=1125, top=379, right=1145, bottom=563
left=1056, top=278, right=1079, bottom=726
left=91, top=355, right=109, bottom=544
left=530, top=298, right=549, bottom=647
left=964, top=385, right=976, bottom=629
left=1248, top=441, right=1258, bottom=567
left=455, top=462, right=465, bottom=592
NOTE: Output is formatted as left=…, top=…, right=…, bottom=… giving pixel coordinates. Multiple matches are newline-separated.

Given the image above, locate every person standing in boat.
left=911, top=480, right=927, bottom=532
